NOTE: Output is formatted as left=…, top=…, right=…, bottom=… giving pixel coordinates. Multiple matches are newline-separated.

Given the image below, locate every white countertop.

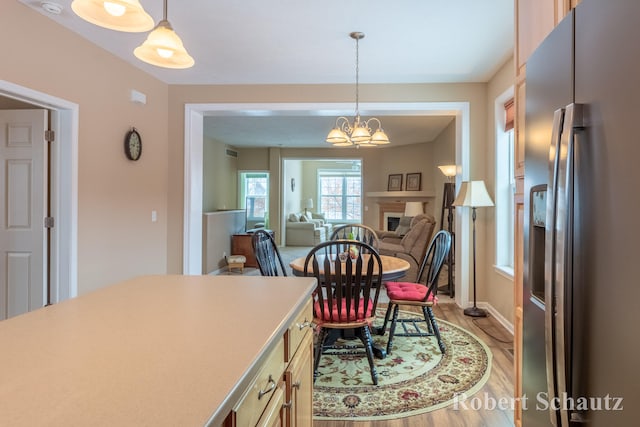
left=0, top=275, right=316, bottom=426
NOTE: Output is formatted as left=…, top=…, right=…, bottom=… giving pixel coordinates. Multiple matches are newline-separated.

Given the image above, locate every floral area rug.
left=313, top=308, right=492, bottom=420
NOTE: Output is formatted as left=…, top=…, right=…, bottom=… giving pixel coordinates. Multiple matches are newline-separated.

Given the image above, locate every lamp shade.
left=134, top=20, right=195, bottom=69
left=453, top=181, right=494, bottom=208
left=404, top=201, right=424, bottom=217
left=438, top=164, right=457, bottom=178
left=304, top=198, right=314, bottom=210
left=71, top=0, right=154, bottom=32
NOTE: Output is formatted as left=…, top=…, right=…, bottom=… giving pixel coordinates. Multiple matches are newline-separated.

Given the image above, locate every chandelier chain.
left=355, top=34, right=360, bottom=118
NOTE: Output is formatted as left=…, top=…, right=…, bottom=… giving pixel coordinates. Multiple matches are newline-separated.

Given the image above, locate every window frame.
left=494, top=89, right=516, bottom=279
left=317, top=169, right=362, bottom=223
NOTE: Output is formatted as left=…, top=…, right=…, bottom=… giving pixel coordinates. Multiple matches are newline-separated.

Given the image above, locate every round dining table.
left=289, top=253, right=410, bottom=281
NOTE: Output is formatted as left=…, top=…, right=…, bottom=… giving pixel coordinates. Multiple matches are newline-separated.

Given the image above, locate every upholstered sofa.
left=285, top=212, right=331, bottom=246
left=377, top=213, right=437, bottom=282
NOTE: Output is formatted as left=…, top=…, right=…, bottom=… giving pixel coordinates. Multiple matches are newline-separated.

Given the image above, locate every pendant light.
left=326, top=32, right=390, bottom=148
left=134, top=0, right=195, bottom=69
left=71, top=0, right=154, bottom=32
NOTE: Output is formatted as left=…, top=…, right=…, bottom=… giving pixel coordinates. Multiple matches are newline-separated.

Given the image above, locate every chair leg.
left=313, top=327, right=329, bottom=383
left=385, top=304, right=400, bottom=356
left=425, top=306, right=446, bottom=354
left=376, top=304, right=394, bottom=336
left=420, top=306, right=434, bottom=334
left=356, top=326, right=378, bottom=386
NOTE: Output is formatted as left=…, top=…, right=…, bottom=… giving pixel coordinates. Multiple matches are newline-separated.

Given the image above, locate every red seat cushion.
left=314, top=298, right=374, bottom=323
left=385, top=281, right=438, bottom=303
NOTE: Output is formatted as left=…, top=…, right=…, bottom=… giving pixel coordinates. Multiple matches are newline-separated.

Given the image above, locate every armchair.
left=377, top=214, right=437, bottom=282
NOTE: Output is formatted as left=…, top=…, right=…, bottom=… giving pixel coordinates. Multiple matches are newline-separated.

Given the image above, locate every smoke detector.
left=40, top=1, right=63, bottom=15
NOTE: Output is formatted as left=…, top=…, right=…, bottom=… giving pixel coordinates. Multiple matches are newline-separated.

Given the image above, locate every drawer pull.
left=258, top=375, right=276, bottom=400
left=292, top=380, right=301, bottom=389
left=283, top=400, right=293, bottom=409
left=296, top=320, right=311, bottom=330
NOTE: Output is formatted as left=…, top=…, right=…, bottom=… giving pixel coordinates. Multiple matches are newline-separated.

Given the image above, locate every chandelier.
left=326, top=32, right=390, bottom=148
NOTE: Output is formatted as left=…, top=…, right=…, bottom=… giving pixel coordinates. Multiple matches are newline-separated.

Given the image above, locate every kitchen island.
left=0, top=275, right=316, bottom=426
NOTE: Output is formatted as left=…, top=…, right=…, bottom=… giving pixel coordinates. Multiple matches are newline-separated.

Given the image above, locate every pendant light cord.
left=163, top=0, right=168, bottom=20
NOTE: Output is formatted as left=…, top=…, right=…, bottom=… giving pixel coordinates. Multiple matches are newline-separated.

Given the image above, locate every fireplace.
left=384, top=212, right=403, bottom=231
left=378, top=202, right=406, bottom=231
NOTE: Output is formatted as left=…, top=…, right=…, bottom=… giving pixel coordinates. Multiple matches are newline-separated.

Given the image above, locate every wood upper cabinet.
left=515, top=0, right=556, bottom=74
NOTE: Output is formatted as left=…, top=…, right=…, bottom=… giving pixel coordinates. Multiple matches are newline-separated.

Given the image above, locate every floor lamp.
left=438, top=165, right=457, bottom=297
left=453, top=180, right=494, bottom=317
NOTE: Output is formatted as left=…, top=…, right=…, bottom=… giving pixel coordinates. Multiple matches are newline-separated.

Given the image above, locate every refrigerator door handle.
left=544, top=107, right=564, bottom=427
left=548, top=103, right=583, bottom=427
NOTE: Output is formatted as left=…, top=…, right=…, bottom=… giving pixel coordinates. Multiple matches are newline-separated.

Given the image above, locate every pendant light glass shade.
left=71, top=0, right=154, bottom=32
left=134, top=19, right=195, bottom=69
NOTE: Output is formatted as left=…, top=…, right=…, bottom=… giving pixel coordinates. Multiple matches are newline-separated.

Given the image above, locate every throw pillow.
left=288, top=213, right=299, bottom=222
left=299, top=214, right=308, bottom=222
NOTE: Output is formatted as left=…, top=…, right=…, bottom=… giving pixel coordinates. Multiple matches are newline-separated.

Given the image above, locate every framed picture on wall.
left=406, top=173, right=422, bottom=191
left=388, top=174, right=403, bottom=191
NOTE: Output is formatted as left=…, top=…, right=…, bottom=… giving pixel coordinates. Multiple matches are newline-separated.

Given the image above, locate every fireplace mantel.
left=367, top=190, right=435, bottom=198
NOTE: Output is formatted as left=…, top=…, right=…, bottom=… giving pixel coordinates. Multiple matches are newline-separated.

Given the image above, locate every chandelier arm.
left=366, top=117, right=382, bottom=130
left=335, top=116, right=352, bottom=132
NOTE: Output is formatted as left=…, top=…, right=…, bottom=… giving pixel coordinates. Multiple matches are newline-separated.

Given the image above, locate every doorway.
left=0, top=80, right=79, bottom=318
left=183, top=101, right=472, bottom=309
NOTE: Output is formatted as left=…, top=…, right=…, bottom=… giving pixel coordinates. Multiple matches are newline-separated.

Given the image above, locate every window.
left=318, top=170, right=361, bottom=222
left=239, top=172, right=269, bottom=227
left=495, top=96, right=515, bottom=276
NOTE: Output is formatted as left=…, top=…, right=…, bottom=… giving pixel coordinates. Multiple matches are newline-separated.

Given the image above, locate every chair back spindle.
left=251, top=230, right=288, bottom=276
left=330, top=224, right=380, bottom=253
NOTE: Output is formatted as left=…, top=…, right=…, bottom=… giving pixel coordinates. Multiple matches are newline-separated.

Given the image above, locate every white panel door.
left=0, top=109, right=47, bottom=320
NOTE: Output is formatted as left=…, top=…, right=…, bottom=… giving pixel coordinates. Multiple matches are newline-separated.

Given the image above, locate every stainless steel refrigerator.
left=523, top=0, right=640, bottom=426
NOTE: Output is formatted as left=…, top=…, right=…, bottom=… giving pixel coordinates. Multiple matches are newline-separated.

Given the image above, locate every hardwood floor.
left=313, top=300, right=515, bottom=427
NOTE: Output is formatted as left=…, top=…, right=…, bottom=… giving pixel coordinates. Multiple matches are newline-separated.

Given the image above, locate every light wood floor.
left=314, top=300, right=515, bottom=427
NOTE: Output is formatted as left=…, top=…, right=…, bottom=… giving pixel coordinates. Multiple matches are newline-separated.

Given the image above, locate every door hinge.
left=45, top=130, right=55, bottom=142
left=44, top=217, right=55, bottom=229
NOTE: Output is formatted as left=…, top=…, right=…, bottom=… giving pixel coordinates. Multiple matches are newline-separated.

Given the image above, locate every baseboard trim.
left=477, top=301, right=514, bottom=335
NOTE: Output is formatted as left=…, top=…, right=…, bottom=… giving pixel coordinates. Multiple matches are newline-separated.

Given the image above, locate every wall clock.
left=124, top=128, right=142, bottom=161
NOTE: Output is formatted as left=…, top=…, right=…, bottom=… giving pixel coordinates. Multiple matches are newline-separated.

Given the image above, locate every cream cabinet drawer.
left=232, top=338, right=286, bottom=427
left=286, top=299, right=313, bottom=362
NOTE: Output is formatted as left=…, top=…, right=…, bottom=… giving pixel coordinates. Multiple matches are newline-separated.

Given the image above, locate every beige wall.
left=203, top=139, right=238, bottom=211
left=481, top=56, right=516, bottom=324
left=3, top=2, right=169, bottom=295
left=431, top=120, right=457, bottom=230
left=4, top=2, right=515, bottom=324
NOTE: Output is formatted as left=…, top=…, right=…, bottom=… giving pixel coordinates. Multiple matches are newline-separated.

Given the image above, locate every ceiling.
left=19, top=0, right=514, bottom=148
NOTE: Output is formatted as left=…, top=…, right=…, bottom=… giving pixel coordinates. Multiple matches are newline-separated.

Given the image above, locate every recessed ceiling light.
left=41, top=1, right=63, bottom=15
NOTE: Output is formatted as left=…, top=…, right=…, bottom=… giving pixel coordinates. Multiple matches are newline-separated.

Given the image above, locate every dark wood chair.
left=303, top=240, right=383, bottom=385
left=251, top=229, right=288, bottom=276
left=378, top=230, right=452, bottom=355
left=330, top=224, right=380, bottom=253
